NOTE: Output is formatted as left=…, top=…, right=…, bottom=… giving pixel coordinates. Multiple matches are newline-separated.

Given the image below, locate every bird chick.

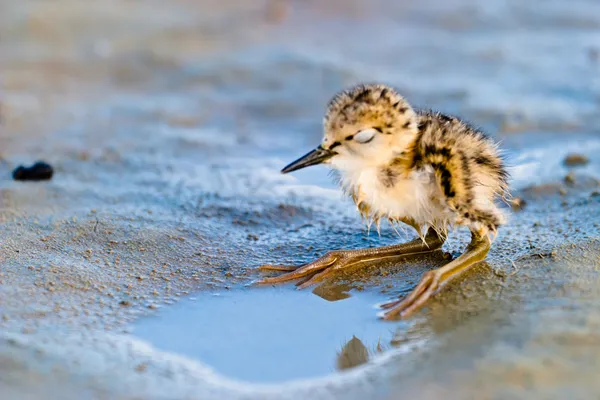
left=257, top=83, right=510, bottom=320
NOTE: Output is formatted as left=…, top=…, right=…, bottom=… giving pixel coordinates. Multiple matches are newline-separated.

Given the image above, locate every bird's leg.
left=256, top=228, right=445, bottom=289
left=380, top=230, right=491, bottom=320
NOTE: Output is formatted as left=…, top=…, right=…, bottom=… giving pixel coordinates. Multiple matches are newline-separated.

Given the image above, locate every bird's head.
left=282, top=83, right=418, bottom=174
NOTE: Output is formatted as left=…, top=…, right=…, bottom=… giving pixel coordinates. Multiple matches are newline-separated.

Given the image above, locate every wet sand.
left=1, top=0, right=600, bottom=399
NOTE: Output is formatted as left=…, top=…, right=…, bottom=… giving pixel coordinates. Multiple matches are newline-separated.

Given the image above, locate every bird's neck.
left=375, top=130, right=419, bottom=169
left=333, top=148, right=414, bottom=182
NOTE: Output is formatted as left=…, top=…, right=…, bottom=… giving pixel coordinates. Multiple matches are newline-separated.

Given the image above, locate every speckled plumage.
left=322, top=83, right=510, bottom=240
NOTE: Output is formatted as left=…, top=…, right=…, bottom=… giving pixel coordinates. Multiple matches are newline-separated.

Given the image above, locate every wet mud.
left=1, top=0, right=600, bottom=399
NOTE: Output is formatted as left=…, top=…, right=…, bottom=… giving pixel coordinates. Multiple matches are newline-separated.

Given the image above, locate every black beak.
left=281, top=146, right=336, bottom=174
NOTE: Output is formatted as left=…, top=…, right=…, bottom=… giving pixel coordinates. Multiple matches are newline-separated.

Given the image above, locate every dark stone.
left=12, top=161, right=54, bottom=181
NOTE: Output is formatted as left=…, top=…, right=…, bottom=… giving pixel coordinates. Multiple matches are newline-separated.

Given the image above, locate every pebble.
left=12, top=161, right=54, bottom=181
left=563, top=153, right=589, bottom=167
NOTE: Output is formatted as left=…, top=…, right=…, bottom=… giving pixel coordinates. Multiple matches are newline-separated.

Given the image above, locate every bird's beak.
left=281, top=146, right=336, bottom=174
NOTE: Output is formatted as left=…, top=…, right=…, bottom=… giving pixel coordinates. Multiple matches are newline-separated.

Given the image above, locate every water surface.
left=134, top=287, right=400, bottom=383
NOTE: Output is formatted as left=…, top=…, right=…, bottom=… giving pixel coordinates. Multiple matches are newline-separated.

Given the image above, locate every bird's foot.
left=378, top=233, right=491, bottom=320
left=256, top=250, right=364, bottom=289
left=256, top=232, right=445, bottom=291
left=378, top=270, right=440, bottom=320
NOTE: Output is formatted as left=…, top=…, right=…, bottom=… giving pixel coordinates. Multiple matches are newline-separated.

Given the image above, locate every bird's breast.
left=341, top=166, right=449, bottom=224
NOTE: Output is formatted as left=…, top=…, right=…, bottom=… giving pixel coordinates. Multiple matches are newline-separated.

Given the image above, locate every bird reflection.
left=312, top=282, right=354, bottom=301
left=336, top=335, right=386, bottom=371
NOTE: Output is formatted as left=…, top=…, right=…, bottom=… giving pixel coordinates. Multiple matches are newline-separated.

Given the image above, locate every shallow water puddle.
left=133, top=287, right=397, bottom=383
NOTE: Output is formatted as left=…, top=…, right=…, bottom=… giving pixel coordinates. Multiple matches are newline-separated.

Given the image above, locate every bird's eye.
left=354, top=129, right=377, bottom=144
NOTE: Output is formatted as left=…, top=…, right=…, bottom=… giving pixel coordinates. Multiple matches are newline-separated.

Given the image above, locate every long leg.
left=256, top=228, right=445, bottom=289
left=379, top=230, right=491, bottom=320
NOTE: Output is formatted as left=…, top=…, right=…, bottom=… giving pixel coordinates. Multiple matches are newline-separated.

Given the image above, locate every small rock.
left=493, top=269, right=507, bottom=278
left=510, top=197, right=526, bottom=211
left=135, top=363, right=148, bottom=373
left=564, top=172, right=576, bottom=186
left=12, top=161, right=54, bottom=181
left=119, top=300, right=131, bottom=307
left=563, top=153, right=589, bottom=167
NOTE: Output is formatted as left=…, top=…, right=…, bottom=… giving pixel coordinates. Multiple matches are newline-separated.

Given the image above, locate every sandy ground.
left=1, top=0, right=600, bottom=398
